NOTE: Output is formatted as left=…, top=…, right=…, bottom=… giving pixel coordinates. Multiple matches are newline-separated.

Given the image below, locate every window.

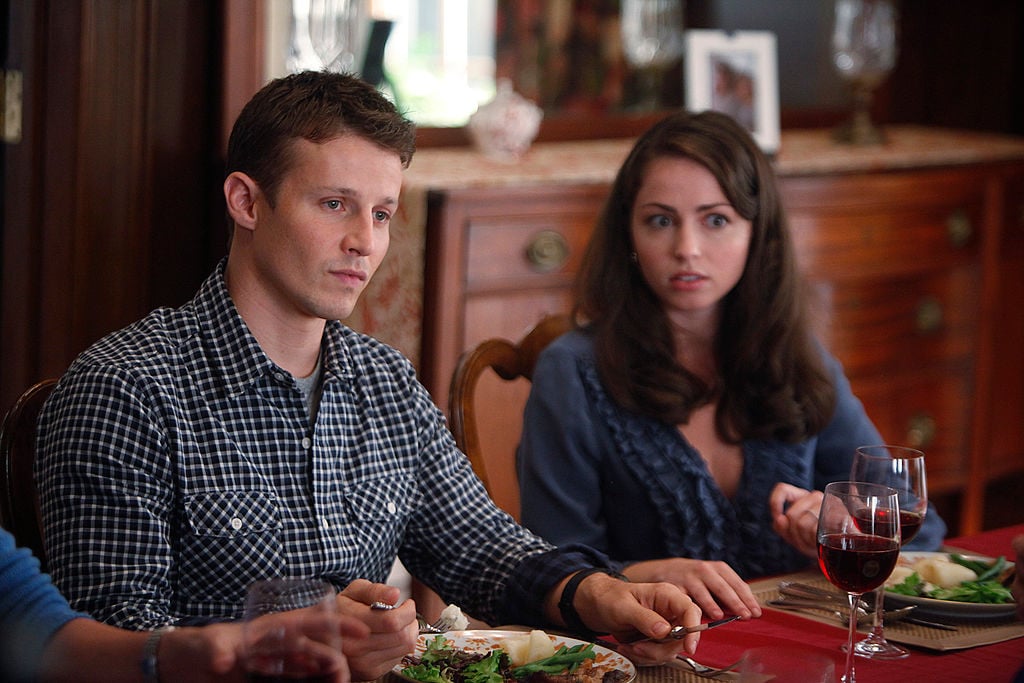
left=266, top=0, right=497, bottom=127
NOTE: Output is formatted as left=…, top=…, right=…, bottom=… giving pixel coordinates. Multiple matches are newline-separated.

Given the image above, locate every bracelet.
left=140, top=626, right=175, bottom=683
left=557, top=568, right=628, bottom=637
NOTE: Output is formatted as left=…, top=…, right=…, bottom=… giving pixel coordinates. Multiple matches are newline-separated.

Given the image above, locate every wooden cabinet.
left=376, top=129, right=1024, bottom=536
left=782, top=168, right=987, bottom=501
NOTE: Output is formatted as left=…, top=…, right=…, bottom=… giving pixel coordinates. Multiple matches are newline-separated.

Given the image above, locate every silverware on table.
left=775, top=582, right=959, bottom=631
left=625, top=615, right=742, bottom=643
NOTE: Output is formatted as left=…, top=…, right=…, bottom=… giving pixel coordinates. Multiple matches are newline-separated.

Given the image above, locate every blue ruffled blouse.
left=516, top=330, right=946, bottom=579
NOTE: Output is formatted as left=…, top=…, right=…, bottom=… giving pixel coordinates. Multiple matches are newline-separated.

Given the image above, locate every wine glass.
left=307, top=0, right=364, bottom=72
left=817, top=481, right=901, bottom=683
left=620, top=0, right=685, bottom=111
left=243, top=578, right=343, bottom=682
left=831, top=0, right=898, bottom=145
left=850, top=445, right=927, bottom=659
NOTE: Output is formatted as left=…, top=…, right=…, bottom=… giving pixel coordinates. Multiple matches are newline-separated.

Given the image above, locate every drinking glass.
left=817, top=481, right=901, bottom=683
left=620, top=0, right=685, bottom=110
left=244, top=578, right=342, bottom=683
left=308, top=0, right=364, bottom=72
left=831, top=0, right=898, bottom=144
left=850, top=445, right=927, bottom=659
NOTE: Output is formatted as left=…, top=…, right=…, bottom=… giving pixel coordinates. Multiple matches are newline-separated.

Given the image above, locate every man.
left=36, top=71, right=701, bottom=680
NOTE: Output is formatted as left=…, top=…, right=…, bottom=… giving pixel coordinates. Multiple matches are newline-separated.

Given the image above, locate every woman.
left=0, top=527, right=357, bottom=682
left=516, top=110, right=945, bottom=617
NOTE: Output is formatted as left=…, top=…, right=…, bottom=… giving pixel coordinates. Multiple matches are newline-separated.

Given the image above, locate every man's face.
left=248, top=135, right=404, bottom=324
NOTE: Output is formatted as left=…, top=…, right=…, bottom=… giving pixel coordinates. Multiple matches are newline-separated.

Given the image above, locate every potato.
left=502, top=634, right=531, bottom=666
left=885, top=565, right=916, bottom=588
left=501, top=630, right=556, bottom=666
left=912, top=557, right=977, bottom=588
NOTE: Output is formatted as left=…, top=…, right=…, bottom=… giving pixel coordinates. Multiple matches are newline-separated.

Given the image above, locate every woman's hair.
left=575, top=109, right=835, bottom=443
left=225, top=70, right=416, bottom=207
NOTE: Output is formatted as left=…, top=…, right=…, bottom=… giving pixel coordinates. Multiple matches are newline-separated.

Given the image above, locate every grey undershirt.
left=293, top=351, right=324, bottom=426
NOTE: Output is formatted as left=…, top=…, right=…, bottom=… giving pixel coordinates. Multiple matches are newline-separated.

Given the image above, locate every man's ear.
left=223, top=171, right=262, bottom=231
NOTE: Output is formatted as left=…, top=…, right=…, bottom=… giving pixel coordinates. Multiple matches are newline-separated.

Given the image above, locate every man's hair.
left=226, top=70, right=416, bottom=207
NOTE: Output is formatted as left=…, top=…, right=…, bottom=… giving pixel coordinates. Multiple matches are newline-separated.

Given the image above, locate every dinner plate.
left=883, top=551, right=1017, bottom=621
left=393, top=629, right=637, bottom=683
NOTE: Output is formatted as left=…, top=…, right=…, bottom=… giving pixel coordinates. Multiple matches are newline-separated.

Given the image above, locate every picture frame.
left=684, top=30, right=780, bottom=155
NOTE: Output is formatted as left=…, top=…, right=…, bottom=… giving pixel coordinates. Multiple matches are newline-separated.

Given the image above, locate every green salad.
left=888, top=553, right=1014, bottom=604
left=401, top=635, right=608, bottom=683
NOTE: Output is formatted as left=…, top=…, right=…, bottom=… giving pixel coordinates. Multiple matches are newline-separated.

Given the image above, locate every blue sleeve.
left=516, top=334, right=612, bottom=551
left=0, top=529, right=87, bottom=675
left=814, top=353, right=947, bottom=550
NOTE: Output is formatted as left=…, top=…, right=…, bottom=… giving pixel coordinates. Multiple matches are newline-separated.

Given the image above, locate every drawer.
left=783, top=171, right=984, bottom=281
left=464, top=213, right=594, bottom=291
left=810, top=265, right=980, bottom=376
left=852, top=366, right=972, bottom=495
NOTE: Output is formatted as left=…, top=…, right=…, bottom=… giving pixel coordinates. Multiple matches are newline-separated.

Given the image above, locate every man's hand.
left=621, top=558, right=761, bottom=621
left=555, top=572, right=703, bottom=665
left=157, top=608, right=368, bottom=683
left=335, top=579, right=419, bottom=680
left=769, top=483, right=823, bottom=558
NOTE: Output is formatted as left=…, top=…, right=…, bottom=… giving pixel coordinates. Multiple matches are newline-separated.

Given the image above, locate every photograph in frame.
left=684, top=30, right=780, bottom=155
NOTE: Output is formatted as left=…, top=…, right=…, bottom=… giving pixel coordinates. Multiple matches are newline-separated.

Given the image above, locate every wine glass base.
left=850, top=636, right=910, bottom=660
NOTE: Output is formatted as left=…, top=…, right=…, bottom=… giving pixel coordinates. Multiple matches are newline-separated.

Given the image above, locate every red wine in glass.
left=818, top=532, right=900, bottom=594
left=850, top=444, right=928, bottom=661
left=852, top=507, right=923, bottom=543
left=817, top=481, right=901, bottom=682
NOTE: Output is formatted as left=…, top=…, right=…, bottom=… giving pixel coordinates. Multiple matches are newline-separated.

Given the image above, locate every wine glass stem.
left=869, top=586, right=886, bottom=638
left=843, top=593, right=861, bottom=682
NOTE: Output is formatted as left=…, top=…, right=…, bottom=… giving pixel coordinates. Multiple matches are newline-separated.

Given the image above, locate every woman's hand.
left=621, top=558, right=761, bottom=620
left=769, top=483, right=823, bottom=558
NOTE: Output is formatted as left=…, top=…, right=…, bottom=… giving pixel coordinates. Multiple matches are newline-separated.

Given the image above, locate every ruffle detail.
left=577, top=358, right=810, bottom=579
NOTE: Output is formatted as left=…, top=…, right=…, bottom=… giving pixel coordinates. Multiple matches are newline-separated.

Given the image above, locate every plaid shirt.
left=36, top=261, right=608, bottom=629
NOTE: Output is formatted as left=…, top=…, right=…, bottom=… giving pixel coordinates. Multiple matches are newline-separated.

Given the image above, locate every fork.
left=369, top=601, right=460, bottom=634
left=417, top=612, right=462, bottom=634
left=675, top=654, right=742, bottom=678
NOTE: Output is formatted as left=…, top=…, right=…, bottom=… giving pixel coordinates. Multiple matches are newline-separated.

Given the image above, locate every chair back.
left=0, top=378, right=58, bottom=568
left=448, top=314, right=573, bottom=520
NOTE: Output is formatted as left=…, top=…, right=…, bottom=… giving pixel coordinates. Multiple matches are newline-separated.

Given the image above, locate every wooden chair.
left=448, top=314, right=573, bottom=520
left=0, top=378, right=57, bottom=568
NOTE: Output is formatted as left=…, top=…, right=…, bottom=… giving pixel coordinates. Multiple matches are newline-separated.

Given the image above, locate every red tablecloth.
left=691, top=524, right=1024, bottom=683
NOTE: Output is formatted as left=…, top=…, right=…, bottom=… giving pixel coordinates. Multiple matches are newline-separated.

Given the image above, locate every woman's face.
left=630, top=155, right=752, bottom=330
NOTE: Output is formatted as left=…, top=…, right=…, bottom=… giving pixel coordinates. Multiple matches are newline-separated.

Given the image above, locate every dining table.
left=380, top=523, right=1024, bottom=683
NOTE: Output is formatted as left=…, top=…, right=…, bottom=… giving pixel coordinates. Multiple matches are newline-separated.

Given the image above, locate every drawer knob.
left=915, top=296, right=943, bottom=334
left=525, top=230, right=570, bottom=272
left=905, top=412, right=937, bottom=449
left=946, top=209, right=972, bottom=247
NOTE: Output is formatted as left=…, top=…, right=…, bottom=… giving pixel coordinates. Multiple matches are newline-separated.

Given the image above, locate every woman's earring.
left=630, top=251, right=638, bottom=263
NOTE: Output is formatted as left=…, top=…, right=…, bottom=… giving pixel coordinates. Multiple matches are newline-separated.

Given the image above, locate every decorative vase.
left=467, top=80, right=543, bottom=163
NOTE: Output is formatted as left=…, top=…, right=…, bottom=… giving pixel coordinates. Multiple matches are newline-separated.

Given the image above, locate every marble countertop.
left=402, top=126, right=1024, bottom=193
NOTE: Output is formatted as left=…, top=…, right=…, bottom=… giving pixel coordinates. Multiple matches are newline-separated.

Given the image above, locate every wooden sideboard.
left=346, top=127, right=1024, bottom=536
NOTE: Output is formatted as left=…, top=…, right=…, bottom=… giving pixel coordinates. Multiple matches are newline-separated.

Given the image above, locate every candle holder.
left=831, top=0, right=898, bottom=145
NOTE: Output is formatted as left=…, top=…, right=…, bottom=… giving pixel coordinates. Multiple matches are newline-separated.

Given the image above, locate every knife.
left=622, top=615, right=742, bottom=643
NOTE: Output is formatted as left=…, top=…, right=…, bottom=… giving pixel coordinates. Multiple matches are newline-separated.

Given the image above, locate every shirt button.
left=321, top=518, right=330, bottom=529
left=387, top=501, right=397, bottom=514
left=230, top=517, right=243, bottom=530
left=301, top=437, right=312, bottom=449
left=274, top=372, right=285, bottom=382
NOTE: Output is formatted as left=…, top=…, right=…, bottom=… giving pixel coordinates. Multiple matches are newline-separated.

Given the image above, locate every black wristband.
left=557, top=567, right=628, bottom=637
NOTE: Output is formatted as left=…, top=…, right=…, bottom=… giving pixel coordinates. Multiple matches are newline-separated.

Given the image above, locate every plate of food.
left=395, top=629, right=636, bottom=683
left=883, top=551, right=1016, bottom=620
